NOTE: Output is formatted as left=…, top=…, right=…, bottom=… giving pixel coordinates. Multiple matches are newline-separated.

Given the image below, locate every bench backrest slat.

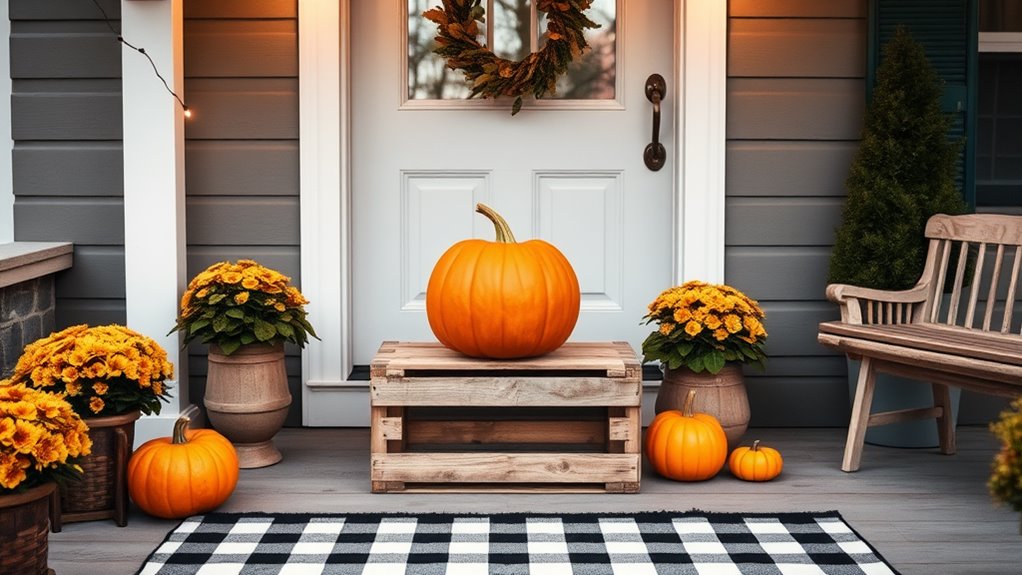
left=964, top=242, right=987, bottom=328
left=945, top=241, right=970, bottom=326
left=983, top=244, right=1005, bottom=331
left=1005, top=246, right=1022, bottom=334
left=930, top=238, right=953, bottom=323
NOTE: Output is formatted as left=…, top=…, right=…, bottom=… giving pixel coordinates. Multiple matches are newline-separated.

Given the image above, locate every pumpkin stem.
left=752, top=439, right=761, bottom=451
left=682, top=389, right=697, bottom=417
left=476, top=203, right=517, bottom=244
left=172, top=416, right=190, bottom=445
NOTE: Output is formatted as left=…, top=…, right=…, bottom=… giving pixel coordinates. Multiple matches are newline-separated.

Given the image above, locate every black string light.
left=91, top=0, right=192, bottom=118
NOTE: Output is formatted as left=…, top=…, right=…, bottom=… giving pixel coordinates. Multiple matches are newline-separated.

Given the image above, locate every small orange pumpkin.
left=128, top=415, right=239, bottom=519
left=645, top=389, right=728, bottom=481
left=729, top=439, right=783, bottom=481
left=426, top=203, right=580, bottom=359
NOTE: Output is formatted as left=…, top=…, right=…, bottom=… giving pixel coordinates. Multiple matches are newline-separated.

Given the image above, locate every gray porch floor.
left=48, top=426, right=1021, bottom=574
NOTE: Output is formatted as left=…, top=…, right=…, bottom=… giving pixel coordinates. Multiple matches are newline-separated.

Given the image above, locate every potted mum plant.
left=1, top=381, right=92, bottom=573
left=641, top=280, right=767, bottom=447
left=10, top=324, right=173, bottom=526
left=171, top=259, right=317, bottom=468
left=990, top=397, right=1022, bottom=534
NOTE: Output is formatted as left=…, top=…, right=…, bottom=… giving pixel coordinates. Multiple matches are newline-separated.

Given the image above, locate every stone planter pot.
left=205, top=342, right=291, bottom=468
left=0, top=482, right=58, bottom=575
left=60, top=410, right=138, bottom=527
left=656, top=364, right=750, bottom=449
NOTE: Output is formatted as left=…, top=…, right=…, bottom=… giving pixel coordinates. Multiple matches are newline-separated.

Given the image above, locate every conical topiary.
left=828, top=26, right=967, bottom=290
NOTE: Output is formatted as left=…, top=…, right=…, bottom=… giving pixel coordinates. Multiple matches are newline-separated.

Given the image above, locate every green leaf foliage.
left=828, top=26, right=967, bottom=290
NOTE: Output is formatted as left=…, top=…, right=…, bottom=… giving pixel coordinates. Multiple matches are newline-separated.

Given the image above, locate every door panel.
left=353, top=0, right=675, bottom=369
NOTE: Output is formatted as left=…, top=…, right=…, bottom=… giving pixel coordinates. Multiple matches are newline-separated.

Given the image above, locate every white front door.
left=350, top=0, right=675, bottom=383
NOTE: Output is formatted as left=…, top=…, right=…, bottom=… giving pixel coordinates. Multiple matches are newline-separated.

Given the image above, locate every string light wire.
left=90, top=0, right=191, bottom=118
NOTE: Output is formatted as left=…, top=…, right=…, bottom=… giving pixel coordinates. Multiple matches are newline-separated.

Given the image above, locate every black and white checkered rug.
left=136, top=511, right=898, bottom=575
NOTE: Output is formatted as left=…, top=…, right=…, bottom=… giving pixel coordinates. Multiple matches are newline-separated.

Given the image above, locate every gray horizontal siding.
left=54, top=246, right=126, bottom=299
left=184, top=0, right=297, bottom=19
left=726, top=0, right=866, bottom=427
left=54, top=298, right=126, bottom=330
left=727, top=142, right=857, bottom=197
left=185, top=21, right=297, bottom=77
left=11, top=91, right=122, bottom=140
left=725, top=197, right=844, bottom=246
left=9, top=0, right=120, bottom=20
left=184, top=0, right=301, bottom=424
left=729, top=19, right=866, bottom=78
left=726, top=246, right=833, bottom=300
left=185, top=141, right=299, bottom=196
left=10, top=26, right=120, bottom=78
left=728, top=79, right=865, bottom=140
left=186, top=197, right=300, bottom=245
left=730, top=0, right=866, bottom=18
left=14, top=199, right=124, bottom=244
left=13, top=143, right=123, bottom=197
left=184, top=79, right=298, bottom=140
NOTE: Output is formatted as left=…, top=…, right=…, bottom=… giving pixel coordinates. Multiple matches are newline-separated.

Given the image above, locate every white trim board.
left=120, top=0, right=191, bottom=444
left=297, top=0, right=728, bottom=425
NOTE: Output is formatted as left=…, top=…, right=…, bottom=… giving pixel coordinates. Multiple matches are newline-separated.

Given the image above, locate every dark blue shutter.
left=868, top=0, right=979, bottom=209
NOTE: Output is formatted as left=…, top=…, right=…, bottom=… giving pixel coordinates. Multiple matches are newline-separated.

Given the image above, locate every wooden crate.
left=370, top=341, right=642, bottom=493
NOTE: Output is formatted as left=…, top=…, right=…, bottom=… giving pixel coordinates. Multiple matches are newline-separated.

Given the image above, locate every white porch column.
left=1, top=0, right=14, bottom=243
left=121, top=0, right=191, bottom=445
left=675, top=0, right=728, bottom=284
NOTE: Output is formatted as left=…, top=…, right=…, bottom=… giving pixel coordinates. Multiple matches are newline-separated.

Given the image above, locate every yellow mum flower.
left=242, top=277, right=260, bottom=290
left=274, top=303, right=286, bottom=312
left=0, top=453, right=30, bottom=490
left=92, top=382, right=109, bottom=396
left=235, top=291, right=250, bottom=304
left=8, top=402, right=37, bottom=421
left=221, top=271, right=243, bottom=284
left=684, top=321, right=703, bottom=337
left=10, top=420, right=42, bottom=454
left=724, top=314, right=743, bottom=334
left=659, top=322, right=676, bottom=336
left=196, top=288, right=210, bottom=299
left=713, top=328, right=729, bottom=341
left=673, top=308, right=692, bottom=324
left=89, top=397, right=105, bottom=414
left=0, top=418, right=15, bottom=442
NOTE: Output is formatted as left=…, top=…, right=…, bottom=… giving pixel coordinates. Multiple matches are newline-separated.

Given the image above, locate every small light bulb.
left=183, top=107, right=193, bottom=119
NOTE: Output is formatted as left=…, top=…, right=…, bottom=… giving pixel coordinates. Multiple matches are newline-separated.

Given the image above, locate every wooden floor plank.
left=47, top=426, right=1022, bottom=574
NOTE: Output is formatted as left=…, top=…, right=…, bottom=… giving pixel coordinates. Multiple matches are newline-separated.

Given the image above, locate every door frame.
left=298, top=0, right=728, bottom=426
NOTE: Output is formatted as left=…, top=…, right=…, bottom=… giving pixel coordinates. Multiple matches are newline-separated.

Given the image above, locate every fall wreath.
left=423, top=0, right=600, bottom=115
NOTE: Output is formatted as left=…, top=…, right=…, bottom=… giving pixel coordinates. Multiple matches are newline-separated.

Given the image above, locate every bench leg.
left=931, top=383, right=957, bottom=456
left=842, top=357, right=877, bottom=472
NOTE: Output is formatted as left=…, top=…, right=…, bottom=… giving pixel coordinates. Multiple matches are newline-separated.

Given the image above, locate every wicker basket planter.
left=59, top=410, right=139, bottom=527
left=0, top=482, right=58, bottom=575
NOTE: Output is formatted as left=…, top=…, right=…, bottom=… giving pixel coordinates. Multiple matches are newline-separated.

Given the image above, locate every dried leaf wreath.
left=423, top=0, right=600, bottom=115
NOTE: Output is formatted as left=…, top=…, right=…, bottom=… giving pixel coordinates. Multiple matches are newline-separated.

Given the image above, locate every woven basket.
left=60, top=410, right=139, bottom=526
left=0, top=482, right=56, bottom=575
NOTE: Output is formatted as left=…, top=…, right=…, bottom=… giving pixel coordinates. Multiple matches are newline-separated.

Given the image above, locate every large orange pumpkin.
left=645, top=389, right=728, bottom=481
left=426, top=203, right=580, bottom=358
left=728, top=439, right=783, bottom=481
left=128, top=416, right=239, bottom=519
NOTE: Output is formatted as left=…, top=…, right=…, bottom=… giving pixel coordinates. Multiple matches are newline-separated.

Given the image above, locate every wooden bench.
left=818, top=214, right=1022, bottom=472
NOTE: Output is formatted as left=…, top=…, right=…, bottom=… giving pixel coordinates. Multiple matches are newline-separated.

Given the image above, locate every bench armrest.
left=825, top=283, right=930, bottom=324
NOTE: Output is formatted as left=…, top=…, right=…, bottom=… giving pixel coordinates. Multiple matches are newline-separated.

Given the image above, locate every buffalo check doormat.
left=136, top=511, right=899, bottom=575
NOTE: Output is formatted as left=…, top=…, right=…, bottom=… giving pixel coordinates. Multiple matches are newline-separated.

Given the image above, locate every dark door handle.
left=644, top=74, right=667, bottom=171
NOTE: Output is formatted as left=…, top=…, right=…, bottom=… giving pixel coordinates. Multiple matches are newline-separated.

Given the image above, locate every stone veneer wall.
left=0, top=276, right=56, bottom=378
left=0, top=242, right=73, bottom=378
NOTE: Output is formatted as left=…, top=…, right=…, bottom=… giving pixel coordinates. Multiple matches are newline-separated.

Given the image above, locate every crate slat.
left=372, top=453, right=640, bottom=484
left=405, top=420, right=606, bottom=445
left=372, top=377, right=640, bottom=407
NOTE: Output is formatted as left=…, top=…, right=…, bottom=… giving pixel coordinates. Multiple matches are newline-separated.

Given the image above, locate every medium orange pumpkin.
left=128, top=415, right=239, bottom=519
left=728, top=439, right=783, bottom=481
left=645, top=389, right=728, bottom=481
left=426, top=203, right=580, bottom=359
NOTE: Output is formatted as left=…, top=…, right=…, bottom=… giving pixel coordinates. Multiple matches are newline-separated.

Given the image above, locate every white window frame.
left=979, top=32, right=1022, bottom=52
left=297, top=0, right=727, bottom=425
